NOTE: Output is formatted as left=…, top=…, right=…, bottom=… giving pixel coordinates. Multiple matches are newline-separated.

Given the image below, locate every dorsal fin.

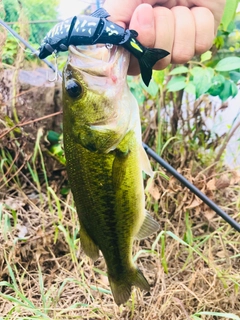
left=91, top=8, right=110, bottom=18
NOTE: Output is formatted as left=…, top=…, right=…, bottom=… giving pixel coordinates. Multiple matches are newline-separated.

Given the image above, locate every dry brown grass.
left=0, top=151, right=239, bottom=319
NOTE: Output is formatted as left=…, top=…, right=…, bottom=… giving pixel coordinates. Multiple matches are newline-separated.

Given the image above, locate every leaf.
left=215, top=175, right=230, bottom=189
left=229, top=71, right=240, bottom=83
left=193, top=67, right=214, bottom=98
left=204, top=209, right=216, bottom=221
left=190, top=66, right=203, bottom=76
left=153, top=70, right=165, bottom=85
left=200, top=51, right=212, bottom=63
left=215, top=57, right=240, bottom=72
left=60, top=187, right=70, bottom=195
left=184, top=81, right=196, bottom=95
left=219, top=79, right=234, bottom=101
left=47, top=130, right=61, bottom=144
left=221, top=0, right=239, bottom=31
left=167, top=76, right=186, bottom=92
left=140, top=78, right=159, bottom=97
left=169, top=66, right=189, bottom=75
left=128, top=76, right=146, bottom=105
left=147, top=183, right=161, bottom=201
left=50, top=144, right=63, bottom=155
left=230, top=82, right=239, bottom=98
left=214, top=35, right=224, bottom=49
left=226, top=20, right=237, bottom=33
left=185, top=197, right=202, bottom=209
left=207, top=75, right=225, bottom=97
left=216, top=250, right=231, bottom=258
left=207, top=178, right=216, bottom=191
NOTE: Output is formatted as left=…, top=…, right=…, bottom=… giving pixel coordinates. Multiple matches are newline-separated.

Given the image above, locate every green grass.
left=0, top=69, right=239, bottom=320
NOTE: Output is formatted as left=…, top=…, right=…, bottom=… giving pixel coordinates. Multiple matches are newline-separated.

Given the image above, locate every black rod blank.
left=143, top=143, right=240, bottom=232
left=0, top=18, right=56, bottom=72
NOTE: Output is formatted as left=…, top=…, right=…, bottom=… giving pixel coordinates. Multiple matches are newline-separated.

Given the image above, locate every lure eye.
left=65, top=79, right=83, bottom=98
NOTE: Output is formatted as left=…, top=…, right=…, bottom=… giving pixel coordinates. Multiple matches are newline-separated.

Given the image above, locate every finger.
left=103, top=0, right=177, bottom=27
left=171, top=6, right=195, bottom=64
left=152, top=6, right=174, bottom=70
left=129, top=4, right=156, bottom=47
left=128, top=4, right=156, bottom=75
left=190, top=0, right=226, bottom=34
left=128, top=5, right=174, bottom=74
left=191, top=7, right=215, bottom=54
left=103, top=0, right=142, bottom=27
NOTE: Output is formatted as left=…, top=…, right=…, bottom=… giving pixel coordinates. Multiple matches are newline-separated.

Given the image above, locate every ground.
left=0, top=150, right=239, bottom=319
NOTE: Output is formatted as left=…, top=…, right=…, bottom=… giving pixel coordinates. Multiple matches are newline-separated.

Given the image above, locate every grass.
left=0, top=132, right=239, bottom=319
left=0, top=63, right=240, bottom=318
left=1, top=1, right=240, bottom=317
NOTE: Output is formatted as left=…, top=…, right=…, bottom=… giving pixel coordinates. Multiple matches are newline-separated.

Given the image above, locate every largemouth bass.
left=62, top=44, right=159, bottom=305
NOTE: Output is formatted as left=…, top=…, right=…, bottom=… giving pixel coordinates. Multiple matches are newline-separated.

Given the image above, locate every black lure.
left=38, top=8, right=169, bottom=86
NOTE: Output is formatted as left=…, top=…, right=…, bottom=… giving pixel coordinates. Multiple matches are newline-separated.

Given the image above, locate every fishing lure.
left=38, top=8, right=169, bottom=86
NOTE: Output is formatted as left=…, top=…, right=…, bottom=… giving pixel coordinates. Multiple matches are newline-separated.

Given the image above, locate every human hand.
left=103, top=0, right=226, bottom=75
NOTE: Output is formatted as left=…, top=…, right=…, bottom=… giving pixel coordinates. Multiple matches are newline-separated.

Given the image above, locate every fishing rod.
left=0, top=18, right=56, bottom=72
left=143, top=144, right=240, bottom=232
left=1, top=19, right=240, bottom=233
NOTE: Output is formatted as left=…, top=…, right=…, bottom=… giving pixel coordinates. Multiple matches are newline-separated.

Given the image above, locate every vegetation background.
left=0, top=0, right=239, bottom=319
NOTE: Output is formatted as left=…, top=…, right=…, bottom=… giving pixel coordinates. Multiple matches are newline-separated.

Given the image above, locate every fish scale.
left=62, top=44, right=159, bottom=305
left=64, top=132, right=130, bottom=267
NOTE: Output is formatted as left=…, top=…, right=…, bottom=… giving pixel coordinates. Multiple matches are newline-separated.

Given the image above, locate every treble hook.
left=105, top=43, right=113, bottom=50
left=47, top=51, right=61, bottom=82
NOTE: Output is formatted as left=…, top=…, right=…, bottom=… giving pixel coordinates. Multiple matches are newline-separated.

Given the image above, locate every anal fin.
left=135, top=211, right=159, bottom=240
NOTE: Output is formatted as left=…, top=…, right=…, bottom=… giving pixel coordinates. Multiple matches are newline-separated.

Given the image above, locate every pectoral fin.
left=135, top=211, right=159, bottom=240
left=78, top=124, right=122, bottom=153
left=139, top=145, right=153, bottom=177
left=112, top=144, right=130, bottom=189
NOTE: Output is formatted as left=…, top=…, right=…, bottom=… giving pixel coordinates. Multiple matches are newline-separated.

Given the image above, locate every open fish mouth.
left=71, top=44, right=115, bottom=62
left=68, top=44, right=130, bottom=80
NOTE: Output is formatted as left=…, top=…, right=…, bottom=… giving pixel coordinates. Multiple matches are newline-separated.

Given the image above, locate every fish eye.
left=65, top=79, right=83, bottom=98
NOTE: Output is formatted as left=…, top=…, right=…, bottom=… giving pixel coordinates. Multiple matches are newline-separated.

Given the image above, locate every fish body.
left=39, top=8, right=169, bottom=86
left=62, top=44, right=159, bottom=305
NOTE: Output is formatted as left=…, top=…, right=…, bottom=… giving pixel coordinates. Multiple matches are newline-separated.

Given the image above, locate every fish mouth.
left=68, top=44, right=130, bottom=80
left=71, top=44, right=115, bottom=62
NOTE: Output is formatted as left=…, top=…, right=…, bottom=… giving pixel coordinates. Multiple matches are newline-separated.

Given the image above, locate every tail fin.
left=139, top=48, right=169, bottom=86
left=108, top=267, right=150, bottom=305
